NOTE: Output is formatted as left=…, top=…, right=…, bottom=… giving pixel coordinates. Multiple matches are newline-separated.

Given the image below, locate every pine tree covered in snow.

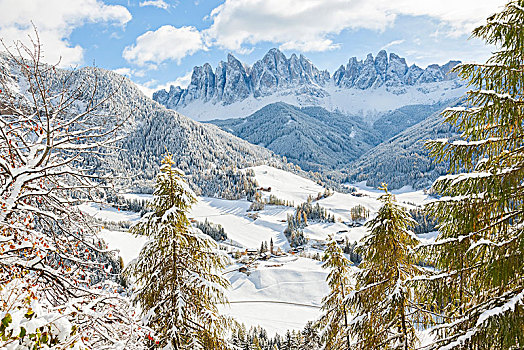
left=421, top=1, right=524, bottom=348
left=348, top=185, right=427, bottom=349
left=195, top=219, right=228, bottom=242
left=318, top=239, right=352, bottom=350
left=125, top=153, right=231, bottom=349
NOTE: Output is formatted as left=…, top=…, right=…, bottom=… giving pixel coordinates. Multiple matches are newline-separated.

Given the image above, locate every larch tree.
left=0, top=33, right=148, bottom=348
left=126, top=153, right=232, bottom=350
left=423, top=1, right=524, bottom=348
left=318, top=238, right=352, bottom=350
left=348, top=185, right=428, bottom=350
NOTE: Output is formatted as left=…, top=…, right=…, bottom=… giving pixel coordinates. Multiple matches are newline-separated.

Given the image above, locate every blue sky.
left=0, top=0, right=505, bottom=96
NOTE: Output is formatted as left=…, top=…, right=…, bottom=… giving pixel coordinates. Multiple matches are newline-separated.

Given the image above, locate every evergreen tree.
left=318, top=238, right=352, bottom=350
left=253, top=335, right=263, bottom=350
left=423, top=1, right=524, bottom=348
left=126, top=154, right=231, bottom=349
left=301, top=321, right=321, bottom=350
left=283, top=330, right=300, bottom=350
left=348, top=185, right=427, bottom=349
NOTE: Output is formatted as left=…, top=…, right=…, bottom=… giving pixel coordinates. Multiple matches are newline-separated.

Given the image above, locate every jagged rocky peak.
left=250, top=48, right=328, bottom=97
left=153, top=48, right=331, bottom=107
left=152, top=48, right=462, bottom=109
left=332, top=50, right=459, bottom=89
left=217, top=53, right=251, bottom=104
left=440, top=60, right=461, bottom=78
left=186, top=63, right=215, bottom=102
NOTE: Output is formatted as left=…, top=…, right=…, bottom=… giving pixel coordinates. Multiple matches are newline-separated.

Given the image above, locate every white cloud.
left=134, top=71, right=192, bottom=97
left=382, top=39, right=405, bottom=50
left=113, top=67, right=135, bottom=77
left=204, top=0, right=394, bottom=52
left=280, top=39, right=340, bottom=52
left=391, top=0, right=505, bottom=38
left=113, top=67, right=132, bottom=75
left=123, top=25, right=205, bottom=67
left=170, top=71, right=192, bottom=89
left=0, top=0, right=131, bottom=66
left=139, top=0, right=172, bottom=10
left=204, top=0, right=506, bottom=52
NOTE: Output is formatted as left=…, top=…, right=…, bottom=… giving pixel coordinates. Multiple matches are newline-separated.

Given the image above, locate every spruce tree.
left=126, top=154, right=231, bottom=349
left=318, top=238, right=352, bottom=350
left=423, top=1, right=524, bottom=348
left=348, top=185, right=427, bottom=349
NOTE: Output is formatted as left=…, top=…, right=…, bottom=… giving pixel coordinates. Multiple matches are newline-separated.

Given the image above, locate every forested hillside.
left=209, top=102, right=381, bottom=171
left=0, top=53, right=287, bottom=198
left=344, top=100, right=462, bottom=189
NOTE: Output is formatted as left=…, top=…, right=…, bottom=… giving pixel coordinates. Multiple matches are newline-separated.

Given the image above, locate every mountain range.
left=209, top=102, right=381, bottom=171
left=149, top=48, right=466, bottom=189
left=344, top=100, right=462, bottom=190
left=153, top=48, right=465, bottom=121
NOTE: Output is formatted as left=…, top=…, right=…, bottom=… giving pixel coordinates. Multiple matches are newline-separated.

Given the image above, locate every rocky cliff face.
left=154, top=48, right=333, bottom=108
left=153, top=48, right=462, bottom=117
left=332, top=51, right=459, bottom=90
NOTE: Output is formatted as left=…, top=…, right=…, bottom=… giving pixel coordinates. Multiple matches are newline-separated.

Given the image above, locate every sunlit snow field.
left=80, top=165, right=433, bottom=334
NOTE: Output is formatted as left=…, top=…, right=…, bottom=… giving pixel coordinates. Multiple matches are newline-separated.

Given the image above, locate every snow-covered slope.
left=99, top=229, right=148, bottom=265
left=78, top=203, right=141, bottom=223
left=190, top=197, right=291, bottom=250
left=78, top=165, right=434, bottom=335
left=190, top=166, right=432, bottom=248
left=0, top=52, right=286, bottom=198
left=85, top=165, right=432, bottom=251
left=251, top=165, right=325, bottom=203
left=222, top=256, right=333, bottom=336
left=174, top=80, right=465, bottom=122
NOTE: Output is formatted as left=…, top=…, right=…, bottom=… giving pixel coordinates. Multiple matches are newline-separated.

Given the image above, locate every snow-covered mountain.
left=209, top=102, right=381, bottom=171
left=344, top=99, right=463, bottom=190
left=153, top=48, right=465, bottom=121
left=208, top=101, right=453, bottom=172
left=0, top=53, right=288, bottom=198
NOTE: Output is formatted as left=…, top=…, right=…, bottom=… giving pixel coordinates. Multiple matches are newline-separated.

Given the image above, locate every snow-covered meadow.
left=80, top=165, right=433, bottom=334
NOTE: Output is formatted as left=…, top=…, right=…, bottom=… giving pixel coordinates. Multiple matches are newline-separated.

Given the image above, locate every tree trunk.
left=400, top=298, right=408, bottom=350
left=172, top=239, right=180, bottom=350
left=340, top=277, right=351, bottom=350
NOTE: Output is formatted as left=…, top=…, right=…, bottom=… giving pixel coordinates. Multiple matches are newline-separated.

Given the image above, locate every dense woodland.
left=0, top=1, right=523, bottom=349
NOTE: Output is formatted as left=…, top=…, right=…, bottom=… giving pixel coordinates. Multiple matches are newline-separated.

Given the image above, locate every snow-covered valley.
left=81, top=165, right=434, bottom=335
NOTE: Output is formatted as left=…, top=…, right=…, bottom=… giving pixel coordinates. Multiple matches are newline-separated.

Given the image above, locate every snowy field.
left=78, top=202, right=141, bottom=222
left=250, top=165, right=325, bottom=204
left=221, top=256, right=335, bottom=335
left=191, top=197, right=292, bottom=250
left=78, top=165, right=433, bottom=334
left=98, top=229, right=148, bottom=265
